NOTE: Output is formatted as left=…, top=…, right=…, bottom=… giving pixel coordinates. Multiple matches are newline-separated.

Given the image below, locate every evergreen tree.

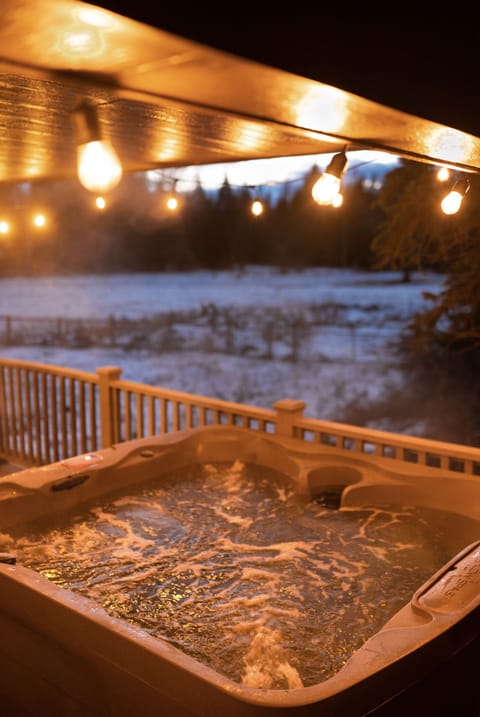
left=289, top=165, right=333, bottom=267
left=341, top=178, right=381, bottom=268
left=372, top=159, right=480, bottom=354
left=183, top=179, right=217, bottom=268
left=268, top=194, right=295, bottom=268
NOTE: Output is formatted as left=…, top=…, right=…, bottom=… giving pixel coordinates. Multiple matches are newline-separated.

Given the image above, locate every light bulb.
left=440, top=177, right=470, bottom=215
left=312, top=173, right=342, bottom=205
left=77, top=141, right=123, bottom=193
left=312, top=150, right=348, bottom=206
left=436, top=166, right=450, bottom=182
left=251, top=199, right=264, bottom=216
left=441, top=190, right=463, bottom=215
left=33, top=213, right=46, bottom=228
left=331, top=191, right=344, bottom=208
left=73, top=101, right=123, bottom=193
left=166, top=195, right=179, bottom=211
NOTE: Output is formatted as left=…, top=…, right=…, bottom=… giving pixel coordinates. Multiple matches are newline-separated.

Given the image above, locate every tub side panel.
left=0, top=611, right=105, bottom=716
left=0, top=565, right=287, bottom=717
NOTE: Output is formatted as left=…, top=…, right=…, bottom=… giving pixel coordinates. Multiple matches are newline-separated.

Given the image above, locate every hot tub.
left=0, top=425, right=479, bottom=716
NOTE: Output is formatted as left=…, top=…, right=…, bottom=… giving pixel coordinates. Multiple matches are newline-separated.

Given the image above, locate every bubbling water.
left=4, top=460, right=453, bottom=689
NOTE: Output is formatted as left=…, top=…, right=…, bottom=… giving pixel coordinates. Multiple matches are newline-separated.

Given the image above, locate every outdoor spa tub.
left=0, top=425, right=479, bottom=716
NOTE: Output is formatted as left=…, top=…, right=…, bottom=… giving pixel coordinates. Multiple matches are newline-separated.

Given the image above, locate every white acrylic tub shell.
left=0, top=425, right=479, bottom=716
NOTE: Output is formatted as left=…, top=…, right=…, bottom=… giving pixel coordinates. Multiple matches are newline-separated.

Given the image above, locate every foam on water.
left=2, top=460, right=454, bottom=689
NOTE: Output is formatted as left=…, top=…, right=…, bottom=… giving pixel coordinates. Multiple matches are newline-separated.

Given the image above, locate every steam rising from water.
left=4, top=461, right=452, bottom=689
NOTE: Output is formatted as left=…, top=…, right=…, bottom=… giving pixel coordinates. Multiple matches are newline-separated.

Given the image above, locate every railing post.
left=97, top=365, right=122, bottom=448
left=273, top=399, right=306, bottom=438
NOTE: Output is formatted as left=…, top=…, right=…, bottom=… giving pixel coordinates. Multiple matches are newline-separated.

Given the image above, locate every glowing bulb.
left=77, top=141, right=123, bottom=193
left=0, top=220, right=10, bottom=235
left=312, top=173, right=342, bottom=205
left=166, top=195, right=179, bottom=211
left=312, top=150, right=348, bottom=206
left=73, top=101, right=123, bottom=193
left=436, top=166, right=450, bottom=182
left=95, top=195, right=106, bottom=209
left=33, top=213, right=46, bottom=228
left=441, top=190, right=463, bottom=215
left=251, top=199, right=264, bottom=216
left=440, top=177, right=470, bottom=215
left=331, top=192, right=344, bottom=208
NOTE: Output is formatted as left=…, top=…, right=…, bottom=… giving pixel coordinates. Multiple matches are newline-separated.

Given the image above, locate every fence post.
left=272, top=399, right=306, bottom=438
left=108, top=315, right=116, bottom=346
left=97, top=365, right=122, bottom=448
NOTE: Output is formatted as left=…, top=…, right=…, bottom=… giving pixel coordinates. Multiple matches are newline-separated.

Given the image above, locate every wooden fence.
left=0, top=312, right=398, bottom=361
left=1, top=357, right=480, bottom=478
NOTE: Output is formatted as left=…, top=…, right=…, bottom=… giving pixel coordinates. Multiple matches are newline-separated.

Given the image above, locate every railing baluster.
left=69, top=378, right=78, bottom=456
left=112, top=387, right=121, bottom=443
left=88, top=383, right=97, bottom=451
left=136, top=394, right=143, bottom=438
left=172, top=401, right=180, bottom=431
left=8, top=367, right=18, bottom=457
left=59, top=376, right=67, bottom=460
left=439, top=455, right=449, bottom=470
left=25, top=369, right=34, bottom=459
left=41, top=372, right=50, bottom=462
left=32, top=371, right=41, bottom=463
left=148, top=396, right=155, bottom=436
left=0, top=366, right=9, bottom=453
left=14, top=367, right=24, bottom=459
left=160, top=399, right=168, bottom=433
left=51, top=374, right=59, bottom=461
left=79, top=381, right=87, bottom=454
left=125, top=390, right=132, bottom=441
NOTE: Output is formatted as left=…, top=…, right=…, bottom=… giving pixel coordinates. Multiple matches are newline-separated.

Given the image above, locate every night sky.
left=90, top=2, right=480, bottom=138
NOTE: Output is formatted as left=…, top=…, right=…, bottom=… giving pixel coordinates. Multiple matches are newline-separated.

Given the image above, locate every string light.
left=0, top=220, right=10, bottom=235
left=312, top=150, right=348, bottom=206
left=72, top=101, right=123, bottom=193
left=440, top=177, right=470, bottom=215
left=331, top=192, right=344, bottom=208
left=436, top=166, right=450, bottom=182
left=11, top=153, right=472, bottom=235
left=163, top=177, right=181, bottom=212
left=156, top=154, right=384, bottom=217
left=32, top=213, right=47, bottom=228
left=250, top=198, right=265, bottom=217
left=166, top=194, right=179, bottom=211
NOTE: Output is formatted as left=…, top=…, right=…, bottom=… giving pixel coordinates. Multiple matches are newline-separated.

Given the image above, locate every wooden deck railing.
left=1, top=357, right=480, bottom=478
left=0, top=359, right=99, bottom=465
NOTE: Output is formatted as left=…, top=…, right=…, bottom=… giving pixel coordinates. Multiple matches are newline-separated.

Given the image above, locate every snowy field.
left=0, top=267, right=445, bottom=438
left=0, top=266, right=439, bottom=319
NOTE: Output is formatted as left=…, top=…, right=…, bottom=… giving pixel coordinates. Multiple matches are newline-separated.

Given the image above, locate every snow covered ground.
left=0, top=266, right=438, bottom=319
left=0, top=267, right=446, bottom=438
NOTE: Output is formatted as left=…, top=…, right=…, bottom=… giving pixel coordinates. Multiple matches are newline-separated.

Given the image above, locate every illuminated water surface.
left=7, top=461, right=453, bottom=689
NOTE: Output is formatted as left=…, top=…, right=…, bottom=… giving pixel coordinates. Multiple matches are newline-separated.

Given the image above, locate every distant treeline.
left=0, top=165, right=384, bottom=276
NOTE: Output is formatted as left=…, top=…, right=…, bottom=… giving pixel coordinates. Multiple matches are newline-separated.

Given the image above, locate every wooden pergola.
left=1, top=0, right=480, bottom=188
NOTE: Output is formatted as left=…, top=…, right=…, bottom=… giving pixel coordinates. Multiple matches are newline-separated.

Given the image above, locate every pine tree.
left=372, top=159, right=480, bottom=354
